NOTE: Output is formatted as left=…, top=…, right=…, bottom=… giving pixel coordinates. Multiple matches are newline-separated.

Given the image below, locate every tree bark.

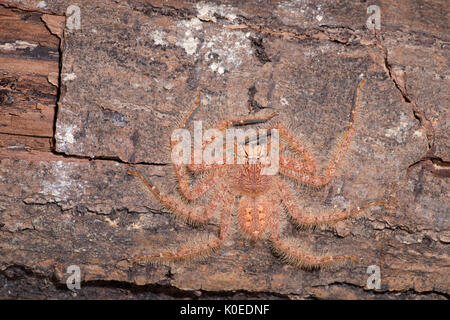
left=0, top=0, right=448, bottom=299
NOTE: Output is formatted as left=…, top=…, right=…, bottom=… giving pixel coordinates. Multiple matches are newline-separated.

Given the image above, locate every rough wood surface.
left=0, top=0, right=448, bottom=299
left=0, top=5, right=59, bottom=154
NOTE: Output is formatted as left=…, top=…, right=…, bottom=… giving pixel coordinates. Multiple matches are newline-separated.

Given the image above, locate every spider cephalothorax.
left=128, top=79, right=385, bottom=269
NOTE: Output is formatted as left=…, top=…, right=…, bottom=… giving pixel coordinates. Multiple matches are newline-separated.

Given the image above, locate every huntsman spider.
left=128, top=78, right=384, bottom=269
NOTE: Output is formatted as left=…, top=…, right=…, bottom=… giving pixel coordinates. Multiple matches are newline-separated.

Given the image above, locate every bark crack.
left=223, top=23, right=355, bottom=46
left=311, top=281, right=450, bottom=299
left=369, top=32, right=449, bottom=178
left=373, top=33, right=435, bottom=151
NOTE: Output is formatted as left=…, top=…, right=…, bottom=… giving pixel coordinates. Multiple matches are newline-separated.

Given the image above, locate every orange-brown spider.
left=128, top=79, right=384, bottom=269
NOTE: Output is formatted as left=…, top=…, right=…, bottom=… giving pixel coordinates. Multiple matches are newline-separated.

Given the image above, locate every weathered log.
left=0, top=0, right=448, bottom=299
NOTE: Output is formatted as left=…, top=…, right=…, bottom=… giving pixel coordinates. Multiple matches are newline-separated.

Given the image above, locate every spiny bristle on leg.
left=284, top=202, right=382, bottom=230
left=269, top=238, right=360, bottom=270
left=175, top=91, right=202, bottom=129
left=130, top=237, right=223, bottom=266
left=129, top=199, right=232, bottom=267
left=128, top=170, right=222, bottom=226
left=276, top=123, right=317, bottom=171
left=276, top=177, right=386, bottom=229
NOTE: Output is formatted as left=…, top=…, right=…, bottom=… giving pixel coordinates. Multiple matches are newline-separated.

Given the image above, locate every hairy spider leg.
left=275, top=123, right=317, bottom=173
left=128, top=170, right=227, bottom=224
left=276, top=177, right=386, bottom=228
left=279, top=79, right=366, bottom=186
left=183, top=96, right=278, bottom=171
left=173, top=164, right=227, bottom=201
left=172, top=92, right=276, bottom=197
left=187, top=129, right=280, bottom=172
left=129, top=188, right=235, bottom=264
left=171, top=92, right=224, bottom=198
left=268, top=191, right=360, bottom=269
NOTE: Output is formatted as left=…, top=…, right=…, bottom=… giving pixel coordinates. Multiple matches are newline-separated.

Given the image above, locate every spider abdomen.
left=237, top=195, right=270, bottom=240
